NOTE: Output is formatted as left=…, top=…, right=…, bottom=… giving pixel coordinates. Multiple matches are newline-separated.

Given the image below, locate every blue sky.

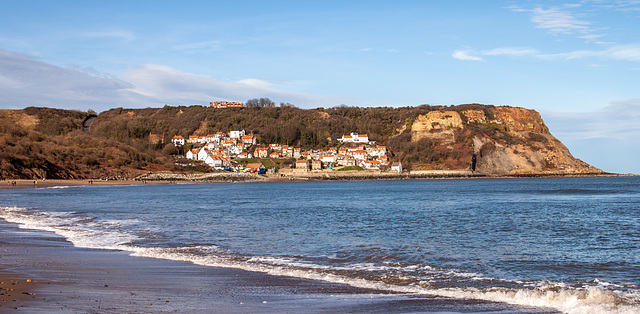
left=1, top=1, right=639, bottom=173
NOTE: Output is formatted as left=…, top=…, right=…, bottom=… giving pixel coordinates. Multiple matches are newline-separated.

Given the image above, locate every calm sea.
left=1, top=177, right=639, bottom=313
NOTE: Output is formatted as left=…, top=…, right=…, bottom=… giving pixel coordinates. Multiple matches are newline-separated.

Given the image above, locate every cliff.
left=407, top=106, right=601, bottom=175
left=0, top=104, right=604, bottom=179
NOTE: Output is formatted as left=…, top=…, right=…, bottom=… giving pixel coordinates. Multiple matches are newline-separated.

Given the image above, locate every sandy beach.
left=0, top=179, right=176, bottom=190
left=0, top=218, right=557, bottom=313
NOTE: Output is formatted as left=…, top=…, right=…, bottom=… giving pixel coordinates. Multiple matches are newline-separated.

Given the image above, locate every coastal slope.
left=0, top=104, right=603, bottom=179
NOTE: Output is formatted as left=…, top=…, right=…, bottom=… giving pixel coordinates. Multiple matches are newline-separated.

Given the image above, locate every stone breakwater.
left=136, top=172, right=261, bottom=182
left=277, top=169, right=482, bottom=180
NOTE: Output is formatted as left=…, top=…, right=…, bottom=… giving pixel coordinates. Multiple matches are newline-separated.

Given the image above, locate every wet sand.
left=0, top=218, right=558, bottom=312
left=0, top=179, right=174, bottom=190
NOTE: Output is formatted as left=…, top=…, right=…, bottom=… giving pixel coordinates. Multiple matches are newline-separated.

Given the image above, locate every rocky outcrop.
left=409, top=106, right=603, bottom=175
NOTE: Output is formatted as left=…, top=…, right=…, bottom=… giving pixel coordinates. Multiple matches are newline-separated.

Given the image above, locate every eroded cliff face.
left=409, top=106, right=603, bottom=175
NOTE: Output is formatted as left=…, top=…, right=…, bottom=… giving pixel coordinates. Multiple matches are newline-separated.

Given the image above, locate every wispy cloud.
left=80, top=30, right=136, bottom=42
left=529, top=6, right=590, bottom=35
left=452, top=50, right=483, bottom=61
left=542, top=99, right=640, bottom=140
left=540, top=44, right=640, bottom=61
left=541, top=99, right=640, bottom=173
left=483, top=47, right=539, bottom=57
left=509, top=4, right=607, bottom=43
left=453, top=45, right=640, bottom=62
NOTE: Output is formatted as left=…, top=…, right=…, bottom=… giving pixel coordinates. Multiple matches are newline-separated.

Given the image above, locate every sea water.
left=1, top=176, right=639, bottom=313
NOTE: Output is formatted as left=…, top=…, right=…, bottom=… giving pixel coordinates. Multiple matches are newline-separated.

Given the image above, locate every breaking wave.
left=1, top=205, right=638, bottom=314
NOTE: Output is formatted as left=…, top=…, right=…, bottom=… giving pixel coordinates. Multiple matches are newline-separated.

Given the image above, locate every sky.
left=1, top=0, right=639, bottom=173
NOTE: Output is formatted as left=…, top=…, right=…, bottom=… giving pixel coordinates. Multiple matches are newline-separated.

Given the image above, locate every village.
left=164, top=129, right=402, bottom=175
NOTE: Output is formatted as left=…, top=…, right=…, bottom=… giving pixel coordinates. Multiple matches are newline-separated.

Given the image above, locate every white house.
left=197, top=147, right=210, bottom=161
left=230, top=129, right=246, bottom=139
left=185, top=148, right=199, bottom=160
left=363, top=160, right=381, bottom=170
left=228, top=144, right=244, bottom=156
left=205, top=155, right=223, bottom=168
left=391, top=161, right=403, bottom=173
left=171, top=136, right=185, bottom=146
left=338, top=132, right=369, bottom=143
left=322, top=154, right=336, bottom=164
left=206, top=140, right=220, bottom=150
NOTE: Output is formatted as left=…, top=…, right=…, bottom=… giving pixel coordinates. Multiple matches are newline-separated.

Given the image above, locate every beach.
left=0, top=179, right=174, bottom=189
left=0, top=219, right=554, bottom=313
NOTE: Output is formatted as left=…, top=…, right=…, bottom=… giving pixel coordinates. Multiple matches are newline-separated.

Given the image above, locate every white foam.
left=0, top=206, right=139, bottom=250
left=127, top=246, right=640, bottom=314
left=1, top=205, right=638, bottom=314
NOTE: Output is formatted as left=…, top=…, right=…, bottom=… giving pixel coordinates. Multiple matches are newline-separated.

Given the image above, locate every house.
left=364, top=160, right=381, bottom=170
left=172, top=136, right=185, bottom=146
left=255, top=147, right=268, bottom=158
left=230, top=129, right=246, bottom=139
left=237, top=152, right=251, bottom=159
left=312, top=160, right=322, bottom=171
left=269, top=144, right=282, bottom=151
left=282, top=145, right=293, bottom=157
left=293, top=148, right=301, bottom=159
left=205, top=134, right=217, bottom=142
left=149, top=133, right=164, bottom=144
left=197, top=147, right=211, bottom=161
left=296, top=159, right=310, bottom=172
left=391, top=161, right=403, bottom=173
left=368, top=145, right=387, bottom=157
left=206, top=141, right=219, bottom=150
left=228, top=144, right=244, bottom=155
left=338, top=132, right=369, bottom=143
left=378, top=155, right=389, bottom=166
left=351, top=150, right=367, bottom=161
left=245, top=163, right=266, bottom=174
left=210, top=101, right=243, bottom=108
left=269, top=152, right=282, bottom=159
left=322, top=154, right=336, bottom=164
left=187, top=135, right=199, bottom=144
left=241, top=135, right=256, bottom=145
left=345, top=157, right=357, bottom=167
left=204, top=155, right=223, bottom=168
left=185, top=148, right=199, bottom=160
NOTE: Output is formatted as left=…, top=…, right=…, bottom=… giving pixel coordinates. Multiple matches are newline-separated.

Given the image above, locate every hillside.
left=0, top=104, right=603, bottom=179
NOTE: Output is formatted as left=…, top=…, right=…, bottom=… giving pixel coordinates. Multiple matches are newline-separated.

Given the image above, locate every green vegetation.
left=0, top=103, right=560, bottom=179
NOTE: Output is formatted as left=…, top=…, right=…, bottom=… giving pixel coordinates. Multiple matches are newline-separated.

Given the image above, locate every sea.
left=1, top=176, right=639, bottom=313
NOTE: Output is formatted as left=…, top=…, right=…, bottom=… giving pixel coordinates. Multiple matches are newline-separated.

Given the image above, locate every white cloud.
left=0, top=49, right=146, bottom=111
left=0, top=49, right=352, bottom=112
left=452, top=50, right=483, bottom=61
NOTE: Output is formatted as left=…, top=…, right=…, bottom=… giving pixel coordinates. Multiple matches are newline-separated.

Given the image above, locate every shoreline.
left=0, top=170, right=629, bottom=190
left=0, top=218, right=557, bottom=313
